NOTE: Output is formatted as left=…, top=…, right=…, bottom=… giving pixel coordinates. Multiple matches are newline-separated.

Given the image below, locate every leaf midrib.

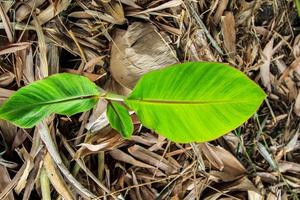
left=0, top=94, right=98, bottom=114
left=126, top=98, right=263, bottom=105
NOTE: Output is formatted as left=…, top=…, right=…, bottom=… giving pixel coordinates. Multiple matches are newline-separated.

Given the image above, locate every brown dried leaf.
left=0, top=72, right=14, bottom=87
left=204, top=177, right=260, bottom=200
left=0, top=165, right=14, bottom=200
left=202, top=143, right=246, bottom=181
left=221, top=11, right=236, bottom=56
left=0, top=3, right=13, bottom=42
left=75, top=129, right=124, bottom=158
left=128, top=145, right=178, bottom=174
left=213, top=0, right=229, bottom=24
left=15, top=0, right=45, bottom=22
left=199, top=143, right=224, bottom=171
left=294, top=91, right=300, bottom=116
left=0, top=42, right=31, bottom=56
left=109, top=149, right=155, bottom=169
left=278, top=161, right=300, bottom=173
left=138, top=0, right=182, bottom=14
left=32, top=15, right=48, bottom=78
left=259, top=38, right=274, bottom=91
left=110, top=22, right=178, bottom=89
left=101, top=0, right=127, bottom=25
left=14, top=148, right=34, bottom=193
left=33, top=0, right=71, bottom=25
left=283, top=131, right=299, bottom=153
left=44, top=153, right=74, bottom=200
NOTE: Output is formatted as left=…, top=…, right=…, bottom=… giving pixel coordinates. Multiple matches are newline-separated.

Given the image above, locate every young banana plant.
left=0, top=62, right=266, bottom=143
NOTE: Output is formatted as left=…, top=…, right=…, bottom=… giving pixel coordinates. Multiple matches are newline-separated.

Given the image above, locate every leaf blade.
left=106, top=102, right=133, bottom=138
left=125, top=62, right=266, bottom=143
left=0, top=73, right=99, bottom=128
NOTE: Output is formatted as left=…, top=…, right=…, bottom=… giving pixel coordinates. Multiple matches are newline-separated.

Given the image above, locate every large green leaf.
left=0, top=73, right=99, bottom=128
left=106, top=102, right=133, bottom=138
left=125, top=62, right=266, bottom=143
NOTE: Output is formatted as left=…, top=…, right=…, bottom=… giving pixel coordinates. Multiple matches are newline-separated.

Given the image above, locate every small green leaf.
left=106, top=102, right=133, bottom=138
left=125, top=62, right=266, bottom=143
left=0, top=73, right=99, bottom=128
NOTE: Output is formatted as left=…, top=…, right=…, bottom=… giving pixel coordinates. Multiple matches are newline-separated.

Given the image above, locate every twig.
left=37, top=121, right=97, bottom=199
left=184, top=0, right=224, bottom=56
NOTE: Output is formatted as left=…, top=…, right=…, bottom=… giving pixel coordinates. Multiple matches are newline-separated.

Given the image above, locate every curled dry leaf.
left=15, top=0, right=45, bottom=22
left=137, top=0, right=182, bottom=14
left=110, top=22, right=178, bottom=89
left=31, top=0, right=71, bottom=25
left=200, top=143, right=246, bottom=181
left=0, top=165, right=13, bottom=200
left=199, top=143, right=224, bottom=171
left=283, top=131, right=299, bottom=153
left=0, top=3, right=13, bottom=43
left=104, top=78, right=131, bottom=96
left=213, top=0, right=229, bottom=24
left=14, top=148, right=34, bottom=194
left=43, top=153, right=74, bottom=200
left=109, top=149, right=155, bottom=169
left=101, top=0, right=126, bottom=25
left=294, top=91, right=300, bottom=116
left=203, top=177, right=260, bottom=200
left=293, top=34, right=300, bottom=57
left=259, top=38, right=274, bottom=91
left=0, top=88, right=14, bottom=105
left=221, top=11, right=236, bottom=56
left=0, top=72, right=14, bottom=87
left=86, top=99, right=108, bottom=131
left=278, top=161, right=300, bottom=173
left=75, top=128, right=124, bottom=158
left=0, top=42, right=31, bottom=56
left=128, top=145, right=178, bottom=174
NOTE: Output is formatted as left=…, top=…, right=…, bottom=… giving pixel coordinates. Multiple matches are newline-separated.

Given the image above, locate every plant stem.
left=98, top=152, right=105, bottom=181
left=97, top=87, right=126, bottom=102
left=40, top=167, right=51, bottom=200
left=104, top=93, right=126, bottom=102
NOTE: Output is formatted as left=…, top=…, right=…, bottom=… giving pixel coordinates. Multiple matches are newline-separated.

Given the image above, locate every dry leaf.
left=0, top=165, right=14, bottom=200
left=294, top=92, right=300, bottom=116
left=138, top=0, right=182, bottom=14
left=32, top=0, right=71, bottom=25
left=14, top=148, right=34, bottom=194
left=128, top=145, right=178, bottom=174
left=44, top=153, right=74, bottom=200
left=259, top=38, right=274, bottom=91
left=75, top=129, right=124, bottom=158
left=15, top=0, right=45, bottom=22
left=201, top=143, right=246, bottom=181
left=278, top=161, right=300, bottom=173
left=109, top=149, right=155, bottom=169
left=0, top=72, right=14, bottom=87
left=213, top=0, right=229, bottom=24
left=101, top=0, right=127, bottom=24
left=110, top=22, right=178, bottom=89
left=0, top=42, right=31, bottom=56
left=221, top=11, right=236, bottom=56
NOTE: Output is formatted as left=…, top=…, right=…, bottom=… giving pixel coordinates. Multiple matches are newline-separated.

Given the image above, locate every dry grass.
left=0, top=0, right=299, bottom=199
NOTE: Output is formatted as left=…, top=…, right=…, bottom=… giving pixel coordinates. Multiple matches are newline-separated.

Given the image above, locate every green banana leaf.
left=125, top=62, right=266, bottom=143
left=0, top=73, right=99, bottom=128
left=106, top=102, right=133, bottom=138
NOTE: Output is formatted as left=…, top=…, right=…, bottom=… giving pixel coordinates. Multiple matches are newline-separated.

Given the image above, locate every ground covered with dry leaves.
left=0, top=0, right=299, bottom=199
